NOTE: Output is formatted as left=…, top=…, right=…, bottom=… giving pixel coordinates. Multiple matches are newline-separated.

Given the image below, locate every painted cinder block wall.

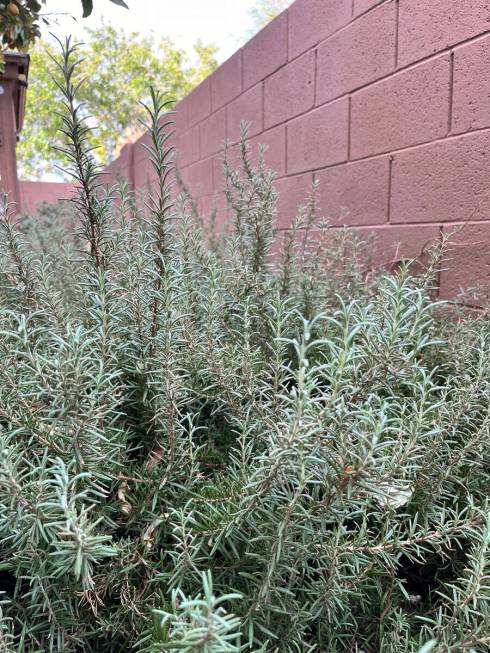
left=19, top=181, right=75, bottom=214
left=32, top=0, right=490, bottom=300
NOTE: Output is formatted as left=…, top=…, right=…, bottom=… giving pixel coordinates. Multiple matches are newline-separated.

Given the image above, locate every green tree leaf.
left=81, top=0, right=94, bottom=18
left=0, top=0, right=129, bottom=55
left=17, top=26, right=218, bottom=179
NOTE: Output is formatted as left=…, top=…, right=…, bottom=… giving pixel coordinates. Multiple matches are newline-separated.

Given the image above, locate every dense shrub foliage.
left=0, top=40, right=489, bottom=653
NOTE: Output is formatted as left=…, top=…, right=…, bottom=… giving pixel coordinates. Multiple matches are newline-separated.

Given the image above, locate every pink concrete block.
left=132, top=136, right=155, bottom=177
left=158, top=109, right=178, bottom=138
left=391, top=131, right=490, bottom=224
left=134, top=129, right=153, bottom=155
left=353, top=0, right=385, bottom=18
left=199, top=192, right=230, bottom=233
left=452, top=34, right=490, bottom=134
left=116, top=142, right=133, bottom=166
left=20, top=181, right=75, bottom=214
left=178, top=124, right=200, bottom=167
left=315, top=157, right=390, bottom=225
left=179, top=158, right=214, bottom=198
left=274, top=172, right=314, bottom=229
left=185, top=79, right=212, bottom=127
left=264, top=51, right=315, bottom=129
left=100, top=157, right=133, bottom=186
left=131, top=152, right=153, bottom=175
left=316, top=2, right=396, bottom=104
left=133, top=158, right=157, bottom=190
left=166, top=132, right=179, bottom=171
left=288, top=0, right=352, bottom=59
left=398, top=0, right=490, bottom=67
left=286, top=99, right=349, bottom=174
left=250, top=125, right=286, bottom=177
left=227, top=84, right=263, bottom=143
left=440, top=223, right=490, bottom=302
left=199, top=108, right=226, bottom=159
left=211, top=51, right=242, bottom=111
left=358, top=224, right=441, bottom=270
left=173, top=98, right=188, bottom=134
left=243, top=12, right=287, bottom=89
left=351, top=55, right=451, bottom=159
left=212, top=152, right=227, bottom=193
left=102, top=143, right=133, bottom=186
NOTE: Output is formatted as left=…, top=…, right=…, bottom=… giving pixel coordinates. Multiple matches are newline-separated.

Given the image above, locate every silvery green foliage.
left=146, top=571, right=243, bottom=653
left=0, top=39, right=489, bottom=653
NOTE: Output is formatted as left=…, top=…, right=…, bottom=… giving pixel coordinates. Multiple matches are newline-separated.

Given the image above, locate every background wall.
left=24, top=0, right=490, bottom=302
left=20, top=181, right=75, bottom=214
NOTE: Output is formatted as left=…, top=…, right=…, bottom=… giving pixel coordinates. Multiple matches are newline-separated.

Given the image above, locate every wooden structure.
left=0, top=52, right=29, bottom=210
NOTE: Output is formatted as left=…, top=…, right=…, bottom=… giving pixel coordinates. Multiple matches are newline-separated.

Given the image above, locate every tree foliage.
left=0, top=0, right=127, bottom=55
left=0, top=38, right=489, bottom=653
left=18, top=26, right=218, bottom=178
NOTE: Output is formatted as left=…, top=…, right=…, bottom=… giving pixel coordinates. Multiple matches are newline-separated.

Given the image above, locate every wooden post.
left=0, top=53, right=29, bottom=212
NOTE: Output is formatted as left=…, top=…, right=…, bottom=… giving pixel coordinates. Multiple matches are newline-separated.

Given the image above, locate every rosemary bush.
left=0, top=40, right=488, bottom=653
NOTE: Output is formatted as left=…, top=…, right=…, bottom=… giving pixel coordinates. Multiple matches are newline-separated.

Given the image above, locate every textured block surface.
left=315, top=157, right=390, bottom=226
left=20, top=181, right=75, bottom=214
left=133, top=158, right=156, bottom=189
left=210, top=51, right=242, bottom=111
left=440, top=223, right=490, bottom=301
left=359, top=224, right=441, bottom=269
left=243, top=12, right=287, bottom=89
left=316, top=2, right=396, bottom=104
left=353, top=0, right=386, bottom=18
left=250, top=125, right=287, bottom=177
left=227, top=84, right=263, bottom=143
left=179, top=158, right=214, bottom=197
left=286, top=99, right=349, bottom=174
left=185, top=79, right=212, bottom=127
left=179, top=124, right=200, bottom=167
left=274, top=172, right=314, bottom=228
left=452, top=35, right=490, bottom=134
left=351, top=55, right=451, bottom=159
left=199, top=109, right=226, bottom=159
left=398, top=0, right=490, bottom=66
left=391, top=132, right=490, bottom=224
left=288, top=0, right=352, bottom=59
left=264, top=51, right=315, bottom=128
